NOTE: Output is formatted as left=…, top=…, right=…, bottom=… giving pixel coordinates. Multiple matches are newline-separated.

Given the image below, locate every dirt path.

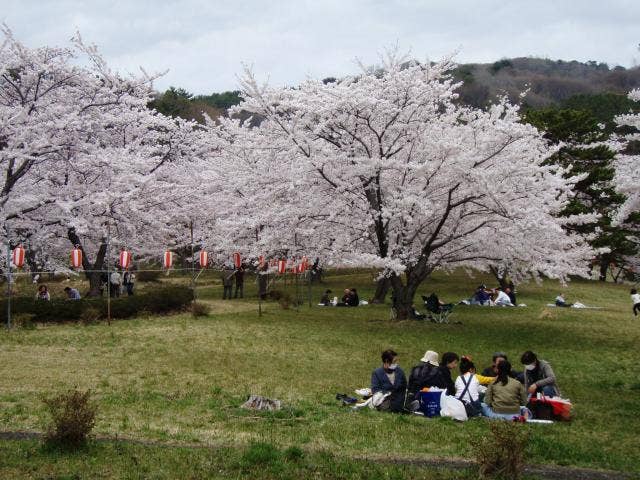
left=0, top=430, right=631, bottom=479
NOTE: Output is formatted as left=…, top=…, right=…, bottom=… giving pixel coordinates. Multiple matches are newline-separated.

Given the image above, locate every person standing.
left=221, top=266, right=234, bottom=300
left=631, top=288, right=640, bottom=316
left=257, top=263, right=268, bottom=300
left=123, top=269, right=135, bottom=296
left=234, top=264, right=245, bottom=298
left=109, top=269, right=122, bottom=298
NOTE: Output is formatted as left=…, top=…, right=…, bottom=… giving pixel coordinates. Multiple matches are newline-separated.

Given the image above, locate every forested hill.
left=151, top=57, right=640, bottom=121
left=454, top=57, right=640, bottom=108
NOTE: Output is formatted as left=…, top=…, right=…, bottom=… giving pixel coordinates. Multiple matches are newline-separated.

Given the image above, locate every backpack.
left=457, top=373, right=482, bottom=417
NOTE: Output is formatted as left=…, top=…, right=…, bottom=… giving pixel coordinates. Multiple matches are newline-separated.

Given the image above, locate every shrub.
left=13, top=313, right=36, bottom=329
left=79, top=307, right=101, bottom=325
left=43, top=389, right=97, bottom=449
left=476, top=421, right=529, bottom=480
left=191, top=301, right=211, bottom=317
left=136, top=269, right=162, bottom=282
left=283, top=445, right=304, bottom=461
left=0, top=286, right=194, bottom=324
left=268, top=290, right=294, bottom=309
left=241, top=441, right=281, bottom=467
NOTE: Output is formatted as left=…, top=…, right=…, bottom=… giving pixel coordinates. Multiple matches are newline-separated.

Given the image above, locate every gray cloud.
left=2, top=0, right=638, bottom=93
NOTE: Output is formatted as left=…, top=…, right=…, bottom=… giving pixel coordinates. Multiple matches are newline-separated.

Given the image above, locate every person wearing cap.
left=472, top=285, right=492, bottom=305
left=520, top=351, right=560, bottom=397
left=404, top=350, right=440, bottom=411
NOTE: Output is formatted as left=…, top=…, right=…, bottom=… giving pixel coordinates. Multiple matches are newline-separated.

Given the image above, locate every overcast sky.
left=3, top=0, right=639, bottom=94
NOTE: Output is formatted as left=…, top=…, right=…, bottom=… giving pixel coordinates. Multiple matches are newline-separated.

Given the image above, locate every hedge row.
left=0, top=286, right=194, bottom=324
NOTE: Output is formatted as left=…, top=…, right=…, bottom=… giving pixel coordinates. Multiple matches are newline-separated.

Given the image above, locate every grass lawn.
left=0, top=269, right=638, bottom=478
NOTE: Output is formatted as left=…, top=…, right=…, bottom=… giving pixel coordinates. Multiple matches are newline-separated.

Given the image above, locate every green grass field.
left=0, top=269, right=638, bottom=478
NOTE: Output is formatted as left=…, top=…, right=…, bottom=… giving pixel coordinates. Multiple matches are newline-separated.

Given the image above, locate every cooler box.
left=418, top=390, right=442, bottom=417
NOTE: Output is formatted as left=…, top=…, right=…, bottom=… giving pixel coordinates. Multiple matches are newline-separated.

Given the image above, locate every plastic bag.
left=440, top=394, right=468, bottom=421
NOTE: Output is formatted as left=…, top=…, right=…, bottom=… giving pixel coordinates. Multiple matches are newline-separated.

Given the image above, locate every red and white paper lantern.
left=70, top=247, right=83, bottom=269
left=119, top=250, right=132, bottom=269
left=233, top=252, right=242, bottom=269
left=258, top=255, right=265, bottom=268
left=163, top=251, right=173, bottom=269
left=11, top=245, right=25, bottom=268
left=199, top=250, right=208, bottom=267
left=277, top=259, right=287, bottom=274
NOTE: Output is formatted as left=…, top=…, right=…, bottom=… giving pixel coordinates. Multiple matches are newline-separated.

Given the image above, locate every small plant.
left=191, top=301, right=211, bottom=317
left=241, top=441, right=281, bottom=467
left=43, top=389, right=97, bottom=449
left=13, top=313, right=36, bottom=330
left=283, top=445, right=304, bottom=461
left=79, top=307, right=102, bottom=325
left=475, top=421, right=529, bottom=480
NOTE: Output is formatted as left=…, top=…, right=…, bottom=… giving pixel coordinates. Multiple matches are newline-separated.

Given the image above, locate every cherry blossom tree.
left=227, top=52, right=593, bottom=318
left=614, top=89, right=640, bottom=224
left=0, top=28, right=211, bottom=294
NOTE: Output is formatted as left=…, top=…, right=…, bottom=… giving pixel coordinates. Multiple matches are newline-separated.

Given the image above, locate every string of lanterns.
left=9, top=246, right=309, bottom=274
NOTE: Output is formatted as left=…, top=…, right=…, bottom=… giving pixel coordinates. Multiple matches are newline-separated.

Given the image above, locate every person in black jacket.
left=370, top=349, right=407, bottom=413
left=436, top=352, right=460, bottom=395
left=347, top=288, right=359, bottom=306
left=404, top=350, right=440, bottom=411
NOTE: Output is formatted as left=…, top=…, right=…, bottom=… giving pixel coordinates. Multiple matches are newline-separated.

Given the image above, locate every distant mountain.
left=452, top=57, right=640, bottom=108
left=153, top=58, right=640, bottom=122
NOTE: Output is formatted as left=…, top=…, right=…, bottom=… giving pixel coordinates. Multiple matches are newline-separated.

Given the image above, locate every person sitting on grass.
left=471, top=285, right=492, bottom=305
left=555, top=293, right=572, bottom=307
left=319, top=289, right=332, bottom=306
left=493, top=288, right=514, bottom=306
left=631, top=288, right=640, bottom=316
left=35, top=284, right=50, bottom=301
left=481, top=360, right=529, bottom=420
left=371, top=349, right=407, bottom=413
left=404, top=350, right=440, bottom=411
left=429, top=352, right=459, bottom=395
left=64, top=286, right=81, bottom=300
left=348, top=288, right=359, bottom=306
left=521, top=351, right=561, bottom=398
left=409, top=304, right=426, bottom=320
left=455, top=356, right=482, bottom=414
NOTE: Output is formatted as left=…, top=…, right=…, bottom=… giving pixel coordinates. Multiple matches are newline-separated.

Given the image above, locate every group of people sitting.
left=467, top=284, right=517, bottom=306
left=35, top=284, right=81, bottom=301
left=319, top=288, right=360, bottom=307
left=370, top=349, right=560, bottom=419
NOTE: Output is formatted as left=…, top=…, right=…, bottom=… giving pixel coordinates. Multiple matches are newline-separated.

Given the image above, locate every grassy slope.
left=0, top=269, right=638, bottom=476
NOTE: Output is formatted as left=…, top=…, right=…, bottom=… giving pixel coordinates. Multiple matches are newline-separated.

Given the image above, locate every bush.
left=476, top=421, right=529, bottom=479
left=13, top=313, right=36, bottom=329
left=241, top=441, right=281, bottom=467
left=136, top=269, right=162, bottom=282
left=0, top=286, right=194, bottom=324
left=268, top=290, right=294, bottom=309
left=43, top=389, right=97, bottom=449
left=79, top=307, right=101, bottom=325
left=191, top=301, right=211, bottom=317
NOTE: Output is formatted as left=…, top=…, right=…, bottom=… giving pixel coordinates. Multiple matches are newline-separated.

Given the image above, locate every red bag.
left=528, top=396, right=572, bottom=421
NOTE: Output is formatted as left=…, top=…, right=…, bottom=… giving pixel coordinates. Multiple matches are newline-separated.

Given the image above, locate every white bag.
left=440, top=394, right=468, bottom=421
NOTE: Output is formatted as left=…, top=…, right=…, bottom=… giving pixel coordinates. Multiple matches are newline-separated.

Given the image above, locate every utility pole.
left=6, top=241, right=11, bottom=329
left=106, top=225, right=111, bottom=326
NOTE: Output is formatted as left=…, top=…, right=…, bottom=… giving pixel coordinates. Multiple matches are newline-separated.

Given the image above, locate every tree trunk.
left=67, top=227, right=107, bottom=297
left=489, top=265, right=512, bottom=290
left=598, top=258, right=608, bottom=282
left=388, top=271, right=425, bottom=320
left=369, top=276, right=390, bottom=304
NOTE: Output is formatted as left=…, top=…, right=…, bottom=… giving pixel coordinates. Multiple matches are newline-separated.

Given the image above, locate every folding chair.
left=422, top=293, right=454, bottom=323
